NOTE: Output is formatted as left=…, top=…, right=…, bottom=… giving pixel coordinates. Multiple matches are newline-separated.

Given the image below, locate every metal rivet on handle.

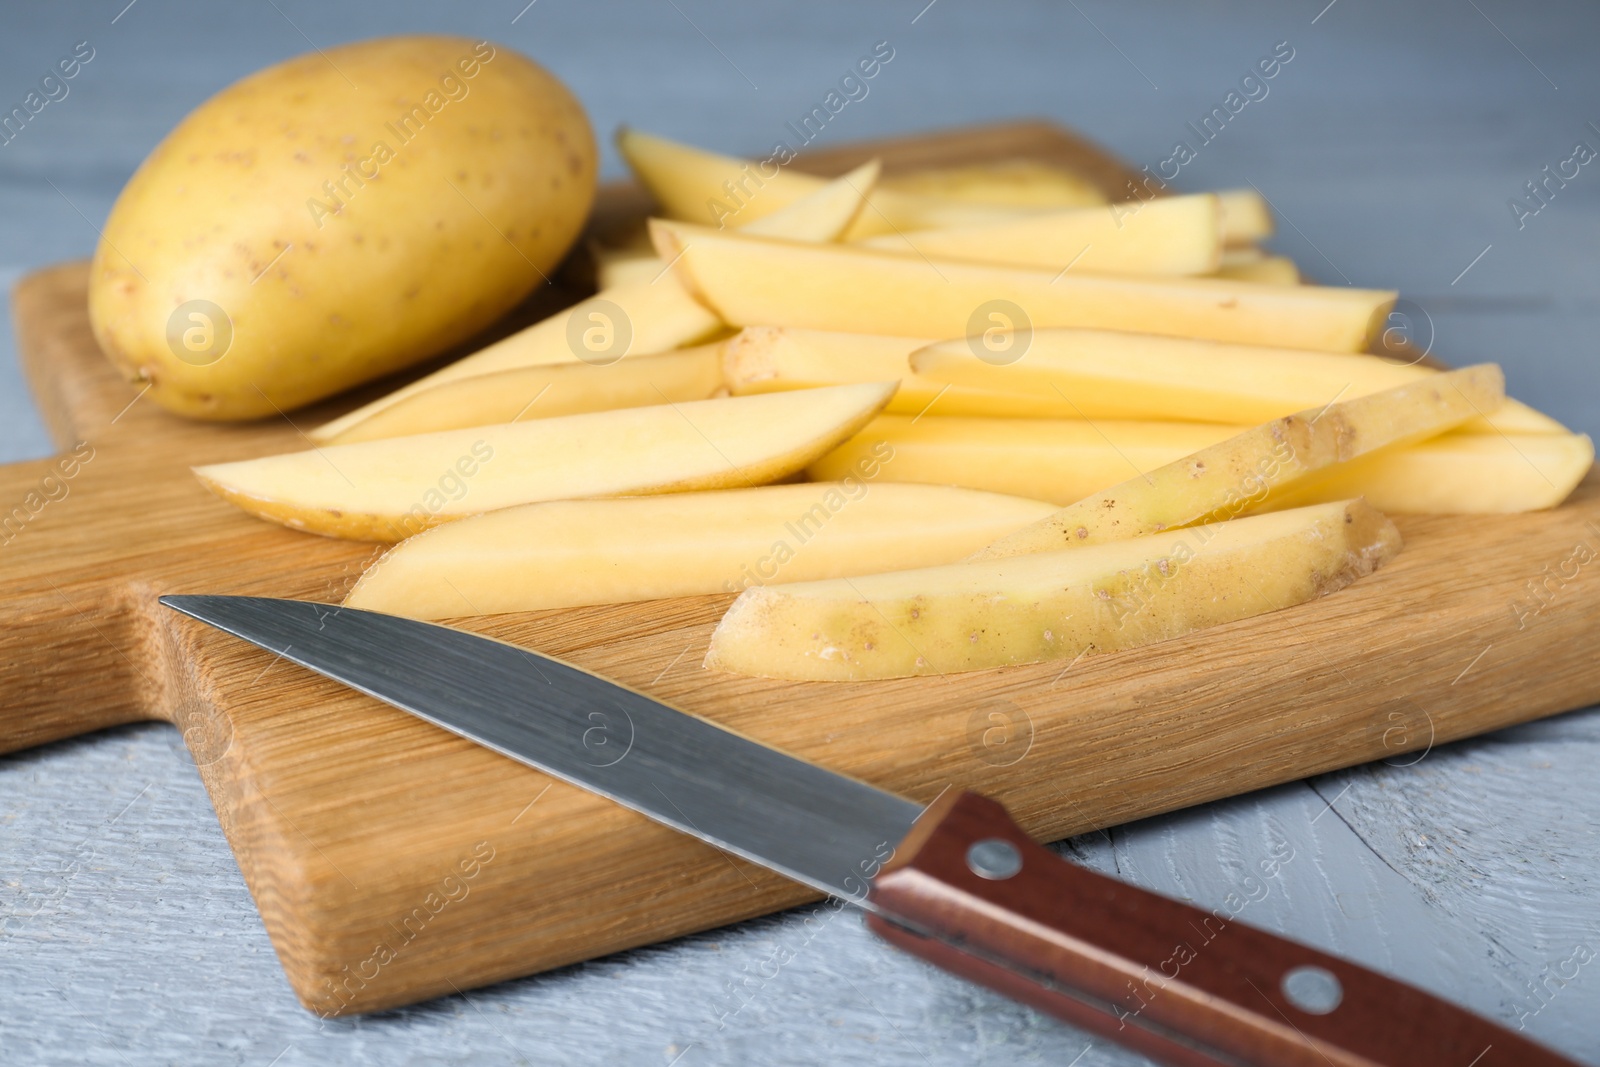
left=966, top=838, right=1023, bottom=880
left=1281, top=965, right=1343, bottom=1014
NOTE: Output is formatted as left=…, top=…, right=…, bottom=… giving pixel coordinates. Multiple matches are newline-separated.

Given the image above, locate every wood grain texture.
left=3, top=122, right=1598, bottom=1017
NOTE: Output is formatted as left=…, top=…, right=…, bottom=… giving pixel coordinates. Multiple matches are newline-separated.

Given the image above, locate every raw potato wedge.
left=1217, top=188, right=1273, bottom=245
left=1220, top=246, right=1268, bottom=264
left=594, top=159, right=883, bottom=289
left=810, top=415, right=1592, bottom=515
left=831, top=195, right=1040, bottom=242
left=808, top=415, right=1241, bottom=503
left=1269, top=430, right=1595, bottom=515
left=910, top=328, right=1565, bottom=436
left=1216, top=256, right=1300, bottom=286
left=705, top=499, right=1402, bottom=680
left=345, top=483, right=1058, bottom=618
left=723, top=328, right=1087, bottom=418
left=196, top=382, right=896, bottom=541
left=617, top=127, right=820, bottom=227
left=311, top=279, right=722, bottom=442
left=857, top=193, right=1223, bottom=276
left=617, top=127, right=1040, bottom=238
left=875, top=160, right=1106, bottom=209
left=741, top=159, right=879, bottom=240
left=652, top=221, right=1396, bottom=353
left=320, top=345, right=724, bottom=444
left=312, top=161, right=880, bottom=443
left=973, top=364, right=1503, bottom=558
left=596, top=253, right=666, bottom=290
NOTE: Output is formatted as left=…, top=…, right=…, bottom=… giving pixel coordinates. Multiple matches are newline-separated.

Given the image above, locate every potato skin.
left=89, top=36, right=596, bottom=420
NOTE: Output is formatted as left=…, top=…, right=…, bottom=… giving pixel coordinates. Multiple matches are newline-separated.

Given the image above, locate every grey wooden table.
left=3, top=2, right=1598, bottom=1064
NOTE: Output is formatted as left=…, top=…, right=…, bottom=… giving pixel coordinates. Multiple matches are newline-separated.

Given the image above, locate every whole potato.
left=89, top=36, right=596, bottom=420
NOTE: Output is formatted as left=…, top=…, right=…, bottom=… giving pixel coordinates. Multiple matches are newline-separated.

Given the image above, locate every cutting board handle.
left=0, top=449, right=174, bottom=755
left=867, top=791, right=1579, bottom=1067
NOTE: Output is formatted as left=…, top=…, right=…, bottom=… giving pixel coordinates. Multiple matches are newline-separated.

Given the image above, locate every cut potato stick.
left=808, top=415, right=1241, bottom=503
left=597, top=159, right=883, bottom=289
left=311, top=277, right=721, bottom=442
left=596, top=253, right=664, bottom=290
left=312, top=161, right=881, bottom=444
left=320, top=345, right=724, bottom=445
left=1216, top=256, right=1300, bottom=286
left=809, top=415, right=1591, bottom=514
left=1266, top=430, right=1594, bottom=515
left=910, top=328, right=1565, bottom=436
left=973, top=365, right=1502, bottom=558
left=834, top=196, right=1039, bottom=241
left=857, top=193, right=1222, bottom=276
left=875, top=159, right=1106, bottom=209
left=723, top=327, right=1087, bottom=418
left=705, top=499, right=1402, bottom=680
left=652, top=221, right=1396, bottom=352
left=616, top=127, right=1049, bottom=238
left=741, top=159, right=879, bottom=240
left=345, top=483, right=1057, bottom=619
left=618, top=127, right=821, bottom=227
left=1220, top=245, right=1267, bottom=265
left=197, top=382, right=896, bottom=541
left=1217, top=188, right=1273, bottom=245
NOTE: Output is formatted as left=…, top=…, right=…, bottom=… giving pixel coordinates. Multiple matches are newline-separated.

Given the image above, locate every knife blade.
left=162, top=595, right=1578, bottom=1067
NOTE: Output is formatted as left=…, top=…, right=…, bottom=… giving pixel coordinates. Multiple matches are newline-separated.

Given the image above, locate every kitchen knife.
left=162, top=595, right=1577, bottom=1067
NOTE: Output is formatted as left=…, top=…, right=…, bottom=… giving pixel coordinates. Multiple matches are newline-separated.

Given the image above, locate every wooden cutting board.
left=5, top=121, right=1598, bottom=1018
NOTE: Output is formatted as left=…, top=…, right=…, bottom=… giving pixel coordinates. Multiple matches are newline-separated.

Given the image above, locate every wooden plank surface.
left=5, top=121, right=1599, bottom=1018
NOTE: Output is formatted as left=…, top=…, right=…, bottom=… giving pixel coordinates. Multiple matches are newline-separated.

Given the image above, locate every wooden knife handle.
left=866, top=791, right=1578, bottom=1067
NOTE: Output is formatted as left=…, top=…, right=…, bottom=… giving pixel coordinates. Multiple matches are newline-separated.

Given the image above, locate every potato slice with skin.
left=973, top=365, right=1502, bottom=559
left=320, top=345, right=724, bottom=445
left=652, top=221, right=1396, bottom=353
left=345, top=483, right=1058, bottom=619
left=705, top=499, right=1402, bottom=681
left=197, top=382, right=896, bottom=542
left=1217, top=188, right=1273, bottom=245
left=810, top=415, right=1592, bottom=515
left=311, top=161, right=880, bottom=444
left=910, top=328, right=1564, bottom=436
left=723, top=327, right=1086, bottom=418
left=857, top=193, right=1222, bottom=277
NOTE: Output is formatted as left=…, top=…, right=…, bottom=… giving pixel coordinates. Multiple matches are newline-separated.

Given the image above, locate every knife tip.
left=159, top=594, right=237, bottom=621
